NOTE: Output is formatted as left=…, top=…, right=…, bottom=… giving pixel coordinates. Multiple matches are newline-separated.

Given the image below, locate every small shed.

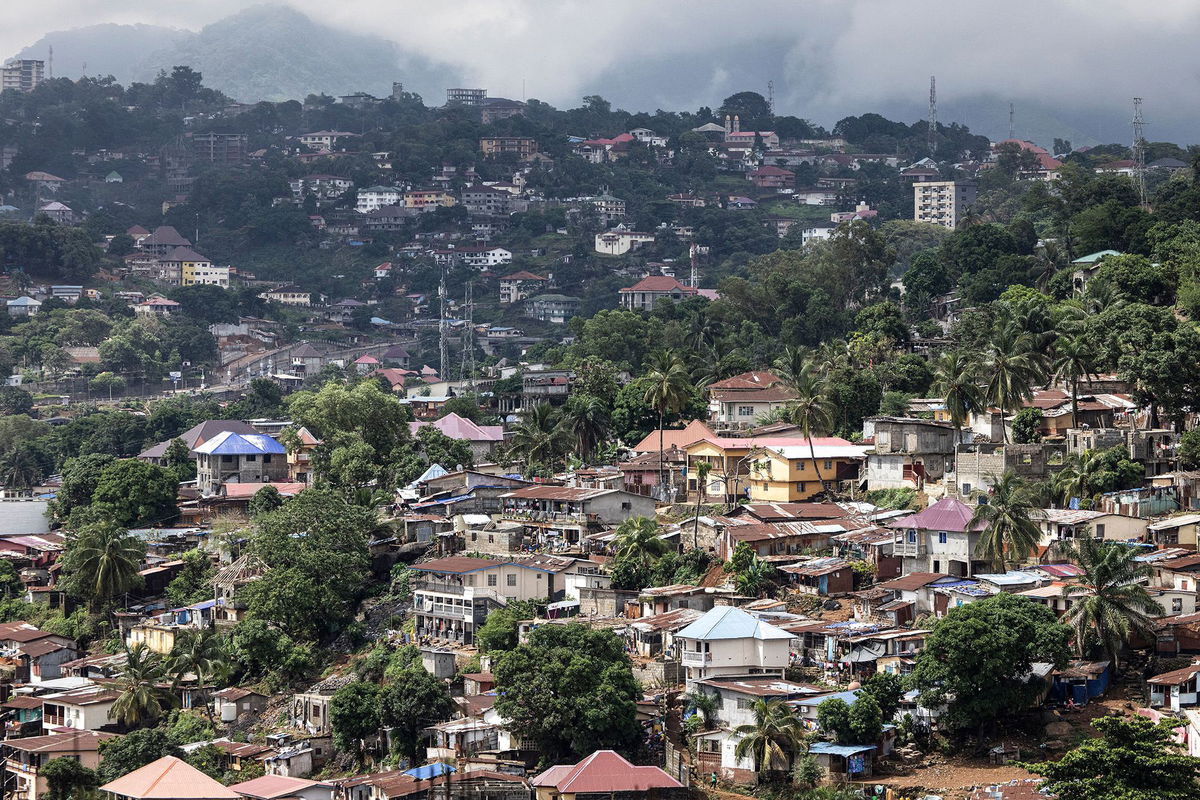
left=1050, top=660, right=1112, bottom=706
left=808, top=742, right=876, bottom=781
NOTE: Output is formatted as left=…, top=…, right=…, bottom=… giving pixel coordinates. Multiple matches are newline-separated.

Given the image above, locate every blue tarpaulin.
left=405, top=763, right=456, bottom=780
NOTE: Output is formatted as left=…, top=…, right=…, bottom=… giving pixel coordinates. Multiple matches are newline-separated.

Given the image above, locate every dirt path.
left=870, top=756, right=1036, bottom=798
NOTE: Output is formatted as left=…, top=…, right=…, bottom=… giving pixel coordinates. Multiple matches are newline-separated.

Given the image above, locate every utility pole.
left=1132, top=97, right=1148, bottom=207
left=927, top=76, right=937, bottom=157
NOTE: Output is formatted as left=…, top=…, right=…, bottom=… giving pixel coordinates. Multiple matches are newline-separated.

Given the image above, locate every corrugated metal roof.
left=675, top=606, right=795, bottom=641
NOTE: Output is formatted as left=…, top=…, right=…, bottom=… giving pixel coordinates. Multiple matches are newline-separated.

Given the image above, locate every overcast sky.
left=2, top=0, right=1196, bottom=140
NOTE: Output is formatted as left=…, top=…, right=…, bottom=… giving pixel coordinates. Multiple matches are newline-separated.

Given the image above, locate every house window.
left=487, top=574, right=497, bottom=586
left=507, top=574, right=517, bottom=587
left=938, top=532, right=948, bottom=544
left=1095, top=523, right=1105, bottom=537
left=621, top=502, right=631, bottom=510
left=264, top=454, right=272, bottom=463
left=823, top=460, right=832, bottom=470
left=795, top=482, right=805, bottom=492
left=736, top=699, right=754, bottom=710
left=738, top=406, right=754, bottom=417
left=245, top=454, right=257, bottom=462
left=222, top=455, right=234, bottom=463
left=907, top=530, right=917, bottom=543
left=487, top=534, right=494, bottom=543
left=933, top=560, right=941, bottom=573
left=1174, top=598, right=1185, bottom=614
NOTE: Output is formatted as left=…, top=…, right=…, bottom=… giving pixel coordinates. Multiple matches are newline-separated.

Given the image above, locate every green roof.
left=530, top=294, right=580, bottom=302
left=1071, top=249, right=1121, bottom=265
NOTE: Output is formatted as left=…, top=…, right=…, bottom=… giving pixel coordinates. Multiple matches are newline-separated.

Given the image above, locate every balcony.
left=893, top=538, right=925, bottom=557
left=681, top=650, right=712, bottom=666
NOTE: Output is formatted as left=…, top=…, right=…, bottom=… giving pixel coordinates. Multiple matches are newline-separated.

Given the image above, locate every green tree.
left=932, top=351, right=982, bottom=444
left=330, top=681, right=381, bottom=760
left=847, top=693, right=883, bottom=744
left=42, top=756, right=98, bottom=800
left=910, top=593, right=1071, bottom=733
left=985, top=328, right=1038, bottom=442
left=165, top=549, right=215, bottom=607
left=1011, top=407, right=1044, bottom=444
left=1182, top=430, right=1200, bottom=470
left=561, top=394, right=610, bottom=463
left=247, top=485, right=284, bottom=517
left=243, top=490, right=373, bottom=641
left=0, top=386, right=33, bottom=416
left=111, top=643, right=170, bottom=727
left=1052, top=333, right=1097, bottom=429
left=860, top=672, right=903, bottom=721
left=1058, top=536, right=1163, bottom=668
left=642, top=350, right=692, bottom=487
left=685, top=690, right=721, bottom=728
left=379, top=665, right=455, bottom=764
left=494, top=624, right=640, bottom=763
left=969, top=471, right=1041, bottom=569
left=776, top=357, right=834, bottom=489
left=733, top=698, right=807, bottom=778
left=613, top=516, right=669, bottom=570
left=91, top=459, right=178, bottom=528
left=58, top=521, right=146, bottom=609
left=96, top=729, right=183, bottom=783
left=169, top=628, right=228, bottom=695
left=505, top=403, right=571, bottom=474
left=53, top=453, right=116, bottom=521
left=816, top=697, right=853, bottom=743
left=1026, top=715, right=1200, bottom=800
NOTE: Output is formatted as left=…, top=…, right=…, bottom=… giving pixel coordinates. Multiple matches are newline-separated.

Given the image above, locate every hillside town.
left=1, top=52, right=1200, bottom=800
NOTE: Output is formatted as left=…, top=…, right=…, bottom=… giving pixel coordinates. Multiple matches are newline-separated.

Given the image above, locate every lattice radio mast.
left=767, top=80, right=775, bottom=115
left=1132, top=97, right=1148, bottom=206
left=927, top=76, right=937, bottom=156
left=438, top=266, right=449, bottom=378
left=458, top=280, right=475, bottom=390
left=689, top=243, right=699, bottom=289
left=1008, top=102, right=1015, bottom=140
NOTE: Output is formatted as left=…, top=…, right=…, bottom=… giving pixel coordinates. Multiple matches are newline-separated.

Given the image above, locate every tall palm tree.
left=60, top=521, right=146, bottom=610
left=985, top=328, right=1039, bottom=442
left=1053, top=450, right=1104, bottom=508
left=613, top=516, right=669, bottom=569
left=1052, top=333, right=1097, bottom=430
left=0, top=443, right=44, bottom=490
left=780, top=362, right=835, bottom=492
left=1059, top=536, right=1163, bottom=669
left=111, top=643, right=170, bottom=728
left=733, top=698, right=807, bottom=780
left=170, top=628, right=228, bottom=689
left=685, top=690, right=721, bottom=729
left=642, top=350, right=692, bottom=489
left=561, top=394, right=610, bottom=464
left=932, top=351, right=983, bottom=445
left=506, top=403, right=572, bottom=473
left=969, top=471, right=1041, bottom=570
left=691, top=460, right=713, bottom=551
left=735, top=556, right=776, bottom=597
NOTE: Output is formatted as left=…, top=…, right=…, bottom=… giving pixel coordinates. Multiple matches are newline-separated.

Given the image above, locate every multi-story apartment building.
left=356, top=186, right=404, bottom=213
left=290, top=174, right=354, bottom=201
left=913, top=181, right=977, bottom=229
left=480, top=137, right=538, bottom=160
left=526, top=294, right=580, bottom=324
left=182, top=262, right=230, bottom=288
left=1, top=59, right=44, bottom=93
left=499, top=271, right=548, bottom=304
left=446, top=88, right=487, bottom=106
left=192, top=431, right=288, bottom=495
left=889, top=496, right=989, bottom=577
left=192, top=132, right=248, bottom=165
left=409, top=557, right=545, bottom=645
left=404, top=190, right=456, bottom=210
left=156, top=247, right=212, bottom=286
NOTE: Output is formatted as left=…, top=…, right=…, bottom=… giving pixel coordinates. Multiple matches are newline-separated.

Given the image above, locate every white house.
left=356, top=186, right=404, bottom=213
left=674, top=606, right=796, bottom=687
left=1149, top=662, right=1200, bottom=712
left=595, top=226, right=655, bottom=256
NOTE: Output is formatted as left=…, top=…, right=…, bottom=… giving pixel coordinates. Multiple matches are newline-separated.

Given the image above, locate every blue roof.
left=676, top=606, right=795, bottom=641
left=193, top=431, right=285, bottom=456
left=809, top=742, right=876, bottom=757
left=802, top=690, right=860, bottom=707
left=404, top=763, right=456, bottom=780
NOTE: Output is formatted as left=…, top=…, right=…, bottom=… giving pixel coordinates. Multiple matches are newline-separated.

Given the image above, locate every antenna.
left=438, top=266, right=449, bottom=379
left=1008, top=102, right=1014, bottom=140
left=522, top=78, right=526, bottom=102
left=689, top=243, right=699, bottom=289
left=458, top=280, right=475, bottom=390
left=47, top=45, right=53, bottom=79
left=927, top=76, right=937, bottom=157
left=1132, top=97, right=1147, bottom=206
left=767, top=80, right=775, bottom=116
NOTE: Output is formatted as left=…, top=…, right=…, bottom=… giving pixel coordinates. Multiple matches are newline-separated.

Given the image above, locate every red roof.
left=890, top=497, right=983, bottom=532
left=500, top=271, right=547, bottom=281
left=631, top=420, right=716, bottom=453
left=752, top=166, right=794, bottom=176
left=532, top=751, right=683, bottom=793
left=619, top=276, right=696, bottom=293
left=228, top=775, right=330, bottom=799
left=708, top=371, right=783, bottom=391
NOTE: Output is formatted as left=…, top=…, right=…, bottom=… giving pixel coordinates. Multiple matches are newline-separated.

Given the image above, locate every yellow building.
left=182, top=263, right=230, bottom=288
left=684, top=436, right=867, bottom=503
left=158, top=246, right=213, bottom=287
left=404, top=190, right=456, bottom=210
